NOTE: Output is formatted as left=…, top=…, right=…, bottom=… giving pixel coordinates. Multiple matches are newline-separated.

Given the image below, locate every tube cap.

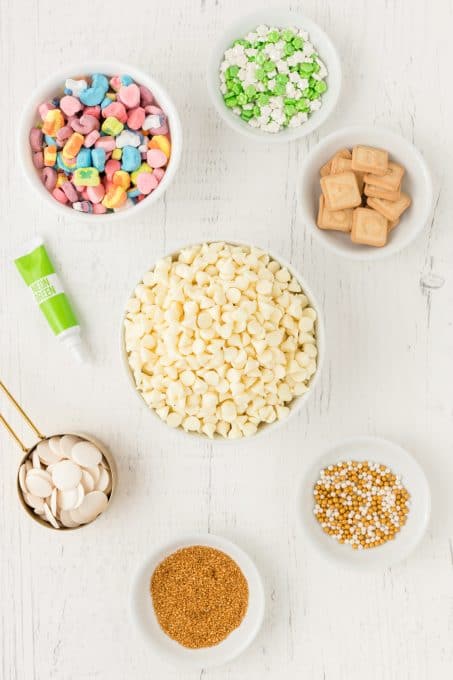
left=60, top=332, right=87, bottom=363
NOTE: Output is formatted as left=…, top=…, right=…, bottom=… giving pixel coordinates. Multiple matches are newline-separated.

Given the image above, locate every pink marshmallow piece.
left=29, top=128, right=43, bottom=152
left=60, top=95, right=82, bottom=117
left=147, top=149, right=167, bottom=168
left=118, top=83, right=140, bottom=109
left=86, top=184, right=105, bottom=204
left=38, top=101, right=55, bottom=120
left=41, top=167, right=57, bottom=191
left=52, top=187, right=68, bottom=204
left=61, top=181, right=78, bottom=203
left=127, top=106, right=145, bottom=130
left=84, top=106, right=101, bottom=118
left=139, top=85, right=154, bottom=107
left=105, top=159, right=121, bottom=181
left=95, top=136, right=116, bottom=152
left=137, top=172, right=158, bottom=195
left=153, top=167, right=165, bottom=182
left=83, top=130, right=100, bottom=148
left=102, top=102, right=127, bottom=123
left=33, top=151, right=44, bottom=169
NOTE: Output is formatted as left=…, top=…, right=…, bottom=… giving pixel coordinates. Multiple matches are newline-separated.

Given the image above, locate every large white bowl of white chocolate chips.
left=122, top=241, right=324, bottom=440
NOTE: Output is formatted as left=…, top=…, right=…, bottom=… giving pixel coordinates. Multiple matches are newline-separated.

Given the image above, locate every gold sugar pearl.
left=313, top=460, right=410, bottom=550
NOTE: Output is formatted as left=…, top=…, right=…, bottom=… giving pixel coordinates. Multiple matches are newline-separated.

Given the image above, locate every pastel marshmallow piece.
left=127, top=107, right=146, bottom=130
left=146, top=149, right=167, bottom=168
left=137, top=172, right=158, bottom=194
left=118, top=83, right=140, bottom=108
left=60, top=95, right=82, bottom=117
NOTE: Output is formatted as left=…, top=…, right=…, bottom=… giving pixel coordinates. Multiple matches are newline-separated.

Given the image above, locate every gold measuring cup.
left=0, top=381, right=116, bottom=531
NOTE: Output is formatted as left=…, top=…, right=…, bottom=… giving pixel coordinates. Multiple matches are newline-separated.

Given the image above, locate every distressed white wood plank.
left=0, top=0, right=452, bottom=678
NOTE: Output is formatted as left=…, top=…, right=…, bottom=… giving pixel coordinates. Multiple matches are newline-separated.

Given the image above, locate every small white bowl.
left=298, top=436, right=431, bottom=570
left=19, top=61, right=182, bottom=222
left=120, top=240, right=325, bottom=442
left=131, top=533, right=265, bottom=668
left=207, top=9, right=341, bottom=143
left=298, top=125, right=433, bottom=260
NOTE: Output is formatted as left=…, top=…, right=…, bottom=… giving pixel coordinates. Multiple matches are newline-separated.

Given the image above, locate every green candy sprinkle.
left=227, top=65, right=239, bottom=77
left=315, top=80, right=327, bottom=93
left=219, top=24, right=328, bottom=133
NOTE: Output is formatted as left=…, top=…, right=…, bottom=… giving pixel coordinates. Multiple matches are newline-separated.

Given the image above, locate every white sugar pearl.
left=26, top=469, right=53, bottom=498
left=51, top=460, right=82, bottom=491
left=70, top=441, right=102, bottom=468
left=71, top=491, right=108, bottom=525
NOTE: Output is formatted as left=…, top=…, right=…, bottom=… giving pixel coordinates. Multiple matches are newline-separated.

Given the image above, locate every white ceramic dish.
left=298, top=436, right=431, bottom=570
left=207, top=9, right=341, bottom=143
left=19, top=61, right=182, bottom=222
left=298, top=125, right=433, bottom=260
left=131, top=533, right=265, bottom=668
left=120, top=240, right=325, bottom=442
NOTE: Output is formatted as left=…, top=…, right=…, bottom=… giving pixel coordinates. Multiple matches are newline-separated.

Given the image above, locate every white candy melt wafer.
left=71, top=441, right=102, bottom=468
left=51, top=460, right=82, bottom=491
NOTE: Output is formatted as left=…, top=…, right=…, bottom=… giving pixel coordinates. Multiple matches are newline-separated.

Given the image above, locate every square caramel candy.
left=367, top=193, right=411, bottom=221
left=364, top=161, right=404, bottom=191
left=351, top=145, right=388, bottom=175
left=351, top=208, right=388, bottom=247
left=317, top=195, right=353, bottom=232
left=321, top=171, right=362, bottom=211
left=320, top=148, right=352, bottom=177
left=364, top=183, right=401, bottom=202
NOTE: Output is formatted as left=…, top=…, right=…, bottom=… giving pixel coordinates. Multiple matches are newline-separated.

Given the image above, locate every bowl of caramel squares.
left=298, top=125, right=433, bottom=260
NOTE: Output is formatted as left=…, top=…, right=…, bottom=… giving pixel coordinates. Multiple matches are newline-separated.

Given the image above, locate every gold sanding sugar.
left=150, top=545, right=249, bottom=649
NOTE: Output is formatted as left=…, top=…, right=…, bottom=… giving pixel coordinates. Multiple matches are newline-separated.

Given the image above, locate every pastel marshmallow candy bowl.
left=121, top=240, right=324, bottom=441
left=20, top=62, right=182, bottom=221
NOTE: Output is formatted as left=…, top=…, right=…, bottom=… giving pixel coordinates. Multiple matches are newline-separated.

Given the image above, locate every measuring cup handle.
left=0, top=381, right=45, bottom=452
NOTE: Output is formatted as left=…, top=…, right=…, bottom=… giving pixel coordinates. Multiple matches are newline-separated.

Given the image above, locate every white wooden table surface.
left=1, top=0, right=452, bottom=678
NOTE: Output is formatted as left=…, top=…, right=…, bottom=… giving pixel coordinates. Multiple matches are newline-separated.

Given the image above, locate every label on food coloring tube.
left=29, top=273, right=64, bottom=305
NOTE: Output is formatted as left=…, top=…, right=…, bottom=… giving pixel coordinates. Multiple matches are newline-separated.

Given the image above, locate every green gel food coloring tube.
left=14, top=237, right=86, bottom=362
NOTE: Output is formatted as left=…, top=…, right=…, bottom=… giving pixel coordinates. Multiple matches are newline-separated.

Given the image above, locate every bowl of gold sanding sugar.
left=298, top=436, right=431, bottom=570
left=131, top=533, right=265, bottom=668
